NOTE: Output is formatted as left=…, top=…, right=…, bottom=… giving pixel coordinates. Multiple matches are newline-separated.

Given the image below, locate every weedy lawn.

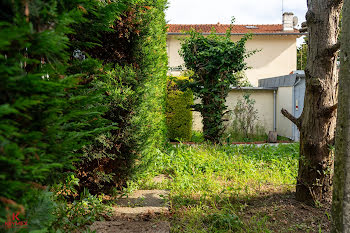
left=129, top=143, right=331, bottom=232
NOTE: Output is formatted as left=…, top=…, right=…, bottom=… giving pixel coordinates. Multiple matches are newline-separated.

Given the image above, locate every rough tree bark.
left=331, top=0, right=350, bottom=231
left=282, top=0, right=343, bottom=204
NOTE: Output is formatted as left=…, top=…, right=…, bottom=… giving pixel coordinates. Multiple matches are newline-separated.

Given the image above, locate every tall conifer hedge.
left=0, top=0, right=167, bottom=230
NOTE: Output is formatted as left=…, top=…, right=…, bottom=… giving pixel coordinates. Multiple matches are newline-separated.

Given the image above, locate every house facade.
left=166, top=13, right=306, bottom=140
left=167, top=13, right=304, bottom=86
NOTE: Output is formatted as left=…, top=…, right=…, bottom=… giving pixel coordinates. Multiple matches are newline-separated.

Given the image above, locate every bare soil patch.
left=90, top=221, right=170, bottom=233
left=239, top=192, right=331, bottom=233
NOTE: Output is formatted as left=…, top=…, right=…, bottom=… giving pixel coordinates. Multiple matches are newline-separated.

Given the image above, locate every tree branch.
left=299, top=22, right=308, bottom=33
left=78, top=75, right=94, bottom=85
left=322, top=41, right=341, bottom=57
left=329, top=136, right=335, bottom=147
left=318, top=103, right=338, bottom=117
left=299, top=27, right=308, bottom=33
left=222, top=110, right=230, bottom=116
left=281, top=108, right=301, bottom=129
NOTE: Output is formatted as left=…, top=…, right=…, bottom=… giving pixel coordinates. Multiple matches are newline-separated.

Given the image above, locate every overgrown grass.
left=190, top=130, right=293, bottom=143
left=190, top=131, right=205, bottom=143
left=129, top=143, right=300, bottom=232
left=223, top=131, right=268, bottom=143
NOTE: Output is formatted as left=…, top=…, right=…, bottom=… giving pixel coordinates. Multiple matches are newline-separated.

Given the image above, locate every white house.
left=166, top=13, right=305, bottom=140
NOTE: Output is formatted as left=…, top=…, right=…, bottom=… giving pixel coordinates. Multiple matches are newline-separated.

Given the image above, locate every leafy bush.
left=224, top=93, right=266, bottom=142
left=50, top=189, right=108, bottom=232
left=166, top=76, right=193, bottom=141
left=76, top=65, right=137, bottom=193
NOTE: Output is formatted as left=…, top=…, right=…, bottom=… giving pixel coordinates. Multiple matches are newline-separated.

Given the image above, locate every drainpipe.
left=291, top=76, right=301, bottom=140
left=273, top=90, right=277, bottom=131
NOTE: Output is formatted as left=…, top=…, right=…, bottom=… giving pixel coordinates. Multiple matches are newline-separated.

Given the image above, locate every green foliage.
left=130, top=0, right=168, bottom=170
left=179, top=24, right=253, bottom=143
left=166, top=76, right=193, bottom=141
left=23, top=191, right=56, bottom=232
left=50, top=189, right=108, bottom=232
left=190, top=131, right=205, bottom=143
left=297, top=37, right=308, bottom=70
left=206, top=212, right=243, bottom=232
left=224, top=93, right=266, bottom=142
left=64, top=0, right=168, bottom=194
left=0, top=0, right=113, bottom=227
left=2, top=190, right=57, bottom=233
left=236, top=71, right=252, bottom=87
left=77, top=65, right=138, bottom=193
left=0, top=0, right=168, bottom=231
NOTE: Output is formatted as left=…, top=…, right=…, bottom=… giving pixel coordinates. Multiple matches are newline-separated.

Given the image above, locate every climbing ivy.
left=179, top=25, right=253, bottom=143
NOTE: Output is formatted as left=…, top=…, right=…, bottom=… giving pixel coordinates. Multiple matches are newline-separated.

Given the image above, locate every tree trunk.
left=331, top=0, right=350, bottom=231
left=282, top=0, right=342, bottom=204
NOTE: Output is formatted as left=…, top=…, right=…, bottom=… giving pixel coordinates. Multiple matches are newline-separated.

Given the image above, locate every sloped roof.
left=258, top=74, right=305, bottom=88
left=167, top=24, right=302, bottom=35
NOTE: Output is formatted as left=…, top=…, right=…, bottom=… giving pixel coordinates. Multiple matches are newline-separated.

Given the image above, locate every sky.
left=165, top=0, right=307, bottom=46
left=165, top=0, right=307, bottom=26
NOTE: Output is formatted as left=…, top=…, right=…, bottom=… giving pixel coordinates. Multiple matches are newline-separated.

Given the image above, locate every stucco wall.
left=167, top=36, right=184, bottom=75
left=192, top=89, right=274, bottom=134
left=192, top=98, right=203, bottom=131
left=167, top=35, right=298, bottom=86
left=276, top=86, right=293, bottom=138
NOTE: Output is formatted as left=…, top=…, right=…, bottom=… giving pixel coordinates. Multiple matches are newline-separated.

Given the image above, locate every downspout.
left=291, top=76, right=301, bottom=140
left=273, top=90, right=277, bottom=131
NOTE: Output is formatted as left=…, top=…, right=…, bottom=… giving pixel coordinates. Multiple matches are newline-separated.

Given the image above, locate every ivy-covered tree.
left=179, top=27, right=252, bottom=143
left=332, top=1, right=350, bottom=231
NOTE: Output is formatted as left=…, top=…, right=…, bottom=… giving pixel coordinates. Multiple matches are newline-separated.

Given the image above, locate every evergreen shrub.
left=130, top=0, right=168, bottom=168
left=0, top=0, right=115, bottom=229
left=0, top=0, right=168, bottom=230
left=166, top=76, right=193, bottom=141
left=67, top=0, right=168, bottom=193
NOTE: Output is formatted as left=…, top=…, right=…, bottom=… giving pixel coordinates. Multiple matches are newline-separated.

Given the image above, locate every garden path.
left=90, top=176, right=171, bottom=232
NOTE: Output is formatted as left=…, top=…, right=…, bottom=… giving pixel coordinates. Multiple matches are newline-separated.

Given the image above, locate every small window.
left=245, top=26, right=258, bottom=29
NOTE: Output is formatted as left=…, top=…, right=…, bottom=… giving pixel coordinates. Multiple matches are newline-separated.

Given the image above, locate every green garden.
left=0, top=0, right=342, bottom=232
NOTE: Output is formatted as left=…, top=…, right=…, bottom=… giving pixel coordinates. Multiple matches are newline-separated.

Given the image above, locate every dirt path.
left=90, top=189, right=170, bottom=233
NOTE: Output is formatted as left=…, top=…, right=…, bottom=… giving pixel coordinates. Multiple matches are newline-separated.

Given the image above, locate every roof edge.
left=230, top=87, right=278, bottom=91
left=167, top=32, right=306, bottom=36
left=167, top=23, right=284, bottom=26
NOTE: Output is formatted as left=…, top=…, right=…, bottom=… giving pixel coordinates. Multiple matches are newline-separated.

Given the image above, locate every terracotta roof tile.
left=167, top=24, right=301, bottom=34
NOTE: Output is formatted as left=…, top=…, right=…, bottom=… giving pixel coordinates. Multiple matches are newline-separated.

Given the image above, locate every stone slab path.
left=90, top=221, right=170, bottom=233
left=90, top=190, right=170, bottom=233
left=152, top=175, right=172, bottom=184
